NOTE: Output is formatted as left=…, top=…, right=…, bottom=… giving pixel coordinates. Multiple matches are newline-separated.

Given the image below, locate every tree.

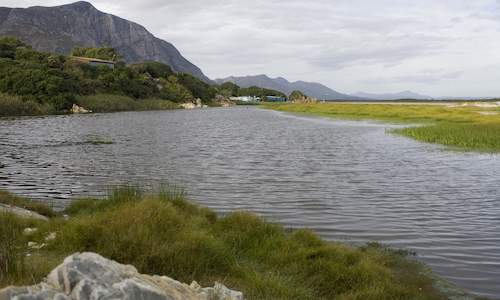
left=238, top=86, right=286, bottom=98
left=218, top=82, right=240, bottom=97
left=177, top=73, right=216, bottom=101
left=289, top=90, right=306, bottom=102
left=0, top=37, right=28, bottom=59
left=131, top=62, right=174, bottom=79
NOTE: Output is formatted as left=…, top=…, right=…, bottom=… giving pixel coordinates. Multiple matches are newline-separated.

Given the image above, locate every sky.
left=3, top=0, right=500, bottom=97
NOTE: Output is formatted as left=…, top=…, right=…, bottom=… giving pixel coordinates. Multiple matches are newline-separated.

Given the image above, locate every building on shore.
left=229, top=96, right=261, bottom=102
left=263, top=96, right=287, bottom=102
left=70, top=56, right=116, bottom=69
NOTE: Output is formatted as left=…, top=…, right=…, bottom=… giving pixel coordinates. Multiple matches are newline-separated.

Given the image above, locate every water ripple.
left=0, top=107, right=499, bottom=298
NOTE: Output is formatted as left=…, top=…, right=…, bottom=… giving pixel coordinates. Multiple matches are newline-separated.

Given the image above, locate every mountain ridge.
left=0, top=1, right=210, bottom=82
left=215, top=75, right=360, bottom=100
left=352, top=90, right=433, bottom=100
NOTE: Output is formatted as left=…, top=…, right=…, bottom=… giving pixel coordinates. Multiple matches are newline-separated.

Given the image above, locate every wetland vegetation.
left=0, top=187, right=450, bottom=300
left=263, top=102, right=500, bottom=152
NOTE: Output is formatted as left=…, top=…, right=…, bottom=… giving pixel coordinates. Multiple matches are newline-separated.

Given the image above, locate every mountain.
left=353, top=90, right=433, bottom=100
left=215, top=75, right=360, bottom=100
left=0, top=1, right=210, bottom=82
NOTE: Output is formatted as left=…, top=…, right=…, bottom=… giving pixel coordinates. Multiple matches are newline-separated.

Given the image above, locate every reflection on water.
left=0, top=107, right=499, bottom=298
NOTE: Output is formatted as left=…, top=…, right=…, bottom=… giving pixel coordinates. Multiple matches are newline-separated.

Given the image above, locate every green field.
left=262, top=102, right=500, bottom=152
left=0, top=187, right=454, bottom=300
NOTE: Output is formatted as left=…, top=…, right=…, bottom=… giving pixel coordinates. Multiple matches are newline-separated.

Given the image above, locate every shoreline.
left=0, top=187, right=469, bottom=300
left=261, top=102, right=500, bottom=153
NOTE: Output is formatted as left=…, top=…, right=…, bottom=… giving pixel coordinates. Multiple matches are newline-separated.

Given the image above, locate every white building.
left=230, top=96, right=261, bottom=102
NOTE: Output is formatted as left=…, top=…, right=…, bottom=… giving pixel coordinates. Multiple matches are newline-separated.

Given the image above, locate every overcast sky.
left=4, top=0, right=500, bottom=97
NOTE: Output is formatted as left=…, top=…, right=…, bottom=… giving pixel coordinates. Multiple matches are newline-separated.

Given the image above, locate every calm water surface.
left=0, top=107, right=499, bottom=298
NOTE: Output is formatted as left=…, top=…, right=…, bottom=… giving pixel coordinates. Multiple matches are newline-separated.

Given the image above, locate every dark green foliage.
left=218, top=82, right=240, bottom=97
left=0, top=37, right=298, bottom=115
left=177, top=73, right=217, bottom=101
left=0, top=37, right=27, bottom=59
left=131, top=62, right=174, bottom=79
left=71, top=47, right=120, bottom=61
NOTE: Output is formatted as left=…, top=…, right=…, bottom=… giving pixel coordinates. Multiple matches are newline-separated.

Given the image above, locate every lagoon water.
left=0, top=107, right=499, bottom=298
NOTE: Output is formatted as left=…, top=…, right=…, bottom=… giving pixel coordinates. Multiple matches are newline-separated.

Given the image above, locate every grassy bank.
left=0, top=93, right=179, bottom=117
left=0, top=93, right=57, bottom=117
left=75, top=94, right=179, bottom=113
left=262, top=102, right=500, bottom=152
left=0, top=188, right=452, bottom=299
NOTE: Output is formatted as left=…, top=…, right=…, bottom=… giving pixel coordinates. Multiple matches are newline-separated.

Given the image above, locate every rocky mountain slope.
left=0, top=1, right=210, bottom=82
left=215, top=74, right=360, bottom=100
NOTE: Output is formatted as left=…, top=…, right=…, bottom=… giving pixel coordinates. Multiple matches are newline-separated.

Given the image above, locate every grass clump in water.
left=262, top=102, right=500, bottom=152
left=0, top=187, right=450, bottom=299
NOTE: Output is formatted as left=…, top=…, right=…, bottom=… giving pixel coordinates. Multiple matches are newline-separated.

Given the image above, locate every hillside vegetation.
left=263, top=102, right=500, bottom=152
left=0, top=37, right=288, bottom=117
left=0, top=187, right=450, bottom=300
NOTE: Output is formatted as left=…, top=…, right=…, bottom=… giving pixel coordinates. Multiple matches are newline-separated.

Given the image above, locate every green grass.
left=75, top=94, right=179, bottom=113
left=0, top=190, right=55, bottom=218
left=0, top=93, right=56, bottom=117
left=0, top=188, right=452, bottom=299
left=262, top=102, right=500, bottom=152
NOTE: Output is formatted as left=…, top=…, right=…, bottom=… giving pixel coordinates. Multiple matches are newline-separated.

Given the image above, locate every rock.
left=28, top=241, right=47, bottom=250
left=195, top=98, right=203, bottom=107
left=23, top=227, right=38, bottom=236
left=0, top=252, right=244, bottom=300
left=181, top=102, right=197, bottom=109
left=180, top=99, right=206, bottom=110
left=45, top=232, right=57, bottom=241
left=70, top=104, right=91, bottom=114
left=0, top=203, right=49, bottom=221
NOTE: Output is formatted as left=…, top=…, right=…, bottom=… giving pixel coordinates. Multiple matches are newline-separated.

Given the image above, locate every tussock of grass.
left=75, top=94, right=178, bottom=113
left=0, top=187, right=448, bottom=299
left=0, top=190, right=55, bottom=218
left=263, top=102, right=500, bottom=152
left=0, top=212, right=52, bottom=287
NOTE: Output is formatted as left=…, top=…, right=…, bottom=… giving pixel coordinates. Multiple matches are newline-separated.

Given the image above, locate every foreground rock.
left=0, top=203, right=48, bottom=221
left=0, top=252, right=244, bottom=300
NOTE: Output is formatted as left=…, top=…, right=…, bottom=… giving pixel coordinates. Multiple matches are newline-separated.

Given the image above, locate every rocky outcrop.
left=70, top=104, right=91, bottom=114
left=0, top=1, right=210, bottom=82
left=0, top=252, right=244, bottom=300
left=181, top=99, right=208, bottom=110
left=0, top=203, right=48, bottom=221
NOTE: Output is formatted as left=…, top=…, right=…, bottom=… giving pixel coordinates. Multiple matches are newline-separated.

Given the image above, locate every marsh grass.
left=75, top=94, right=178, bottom=113
left=0, top=93, right=56, bottom=117
left=262, top=102, right=500, bottom=152
left=0, top=190, right=55, bottom=218
left=0, top=187, right=450, bottom=299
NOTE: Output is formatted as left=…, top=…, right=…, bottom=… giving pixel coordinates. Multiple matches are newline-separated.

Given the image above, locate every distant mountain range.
left=352, top=91, right=433, bottom=100
left=0, top=1, right=210, bottom=82
left=215, top=75, right=361, bottom=100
